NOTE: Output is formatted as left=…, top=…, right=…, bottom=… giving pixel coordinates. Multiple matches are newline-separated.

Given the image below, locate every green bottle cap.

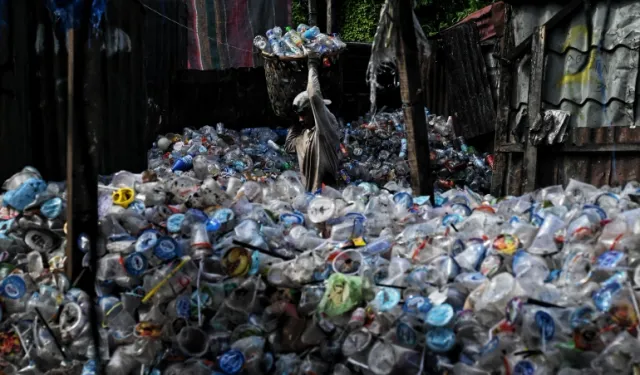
left=286, top=26, right=292, bottom=32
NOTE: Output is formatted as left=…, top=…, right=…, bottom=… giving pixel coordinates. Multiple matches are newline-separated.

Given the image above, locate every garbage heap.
left=3, top=126, right=640, bottom=375
left=335, top=110, right=493, bottom=193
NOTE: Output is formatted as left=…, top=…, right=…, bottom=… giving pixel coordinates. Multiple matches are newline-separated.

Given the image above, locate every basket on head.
left=261, top=51, right=344, bottom=119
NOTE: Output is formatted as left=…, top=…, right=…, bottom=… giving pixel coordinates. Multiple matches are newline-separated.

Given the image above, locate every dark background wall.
left=0, top=1, right=397, bottom=182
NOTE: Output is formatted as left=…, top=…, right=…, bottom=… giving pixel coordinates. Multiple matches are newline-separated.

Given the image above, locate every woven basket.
left=262, top=51, right=344, bottom=118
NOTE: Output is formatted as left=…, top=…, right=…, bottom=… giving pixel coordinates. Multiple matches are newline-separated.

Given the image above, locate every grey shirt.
left=284, top=61, right=340, bottom=192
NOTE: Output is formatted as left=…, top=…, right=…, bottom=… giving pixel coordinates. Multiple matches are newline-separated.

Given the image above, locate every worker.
left=284, top=51, right=340, bottom=192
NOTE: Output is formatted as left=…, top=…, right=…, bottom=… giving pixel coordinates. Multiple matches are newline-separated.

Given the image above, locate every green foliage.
left=292, top=0, right=308, bottom=27
left=340, top=0, right=386, bottom=42
left=417, top=0, right=494, bottom=36
left=289, top=0, right=494, bottom=43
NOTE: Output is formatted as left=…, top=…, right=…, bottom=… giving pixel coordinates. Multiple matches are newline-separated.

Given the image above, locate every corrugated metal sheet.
left=431, top=23, right=496, bottom=139
left=510, top=0, right=640, bottom=128
left=456, top=2, right=506, bottom=42
left=496, top=1, right=640, bottom=195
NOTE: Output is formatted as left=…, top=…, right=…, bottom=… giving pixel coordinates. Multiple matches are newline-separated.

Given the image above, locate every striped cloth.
left=186, top=0, right=291, bottom=70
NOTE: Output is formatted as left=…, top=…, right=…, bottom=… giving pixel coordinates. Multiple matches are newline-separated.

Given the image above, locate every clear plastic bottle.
left=253, top=35, right=270, bottom=53
left=265, top=27, right=284, bottom=56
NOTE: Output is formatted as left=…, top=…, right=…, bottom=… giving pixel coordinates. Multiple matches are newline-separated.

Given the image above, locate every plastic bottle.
left=265, top=27, right=284, bottom=56
left=253, top=35, right=270, bottom=53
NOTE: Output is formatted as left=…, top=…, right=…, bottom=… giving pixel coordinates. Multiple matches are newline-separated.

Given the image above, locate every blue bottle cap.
left=426, top=304, right=454, bottom=327
left=403, top=295, right=432, bottom=317
left=396, top=321, right=418, bottom=347
left=124, top=252, right=148, bottom=276
left=374, top=287, right=401, bottom=312
left=570, top=306, right=595, bottom=329
left=219, top=349, right=245, bottom=374
left=593, top=281, right=622, bottom=312
left=413, top=196, right=431, bottom=206
left=534, top=311, right=555, bottom=341
left=81, top=359, right=98, bottom=375
left=206, top=218, right=222, bottom=232
left=279, top=213, right=304, bottom=227
left=513, top=360, right=535, bottom=375
left=213, top=208, right=234, bottom=224
left=167, top=214, right=185, bottom=233
left=154, top=236, right=181, bottom=260
left=442, top=213, right=464, bottom=226
left=1, top=275, right=26, bottom=299
left=596, top=251, right=624, bottom=269
left=41, top=197, right=63, bottom=219
left=175, top=294, right=191, bottom=318
left=136, top=230, right=159, bottom=253
left=426, top=327, right=456, bottom=353
left=393, top=192, right=413, bottom=209
left=128, top=200, right=145, bottom=215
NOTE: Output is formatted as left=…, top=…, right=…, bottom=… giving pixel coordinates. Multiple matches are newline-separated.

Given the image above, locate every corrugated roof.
left=510, top=0, right=640, bottom=129
left=454, top=2, right=506, bottom=42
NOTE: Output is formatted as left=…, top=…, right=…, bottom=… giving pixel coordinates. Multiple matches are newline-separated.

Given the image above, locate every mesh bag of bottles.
left=255, top=25, right=346, bottom=118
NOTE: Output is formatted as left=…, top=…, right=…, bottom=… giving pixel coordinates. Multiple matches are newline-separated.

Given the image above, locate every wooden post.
left=327, top=0, right=337, bottom=34
left=308, top=0, right=318, bottom=26
left=522, top=26, right=545, bottom=193
left=490, top=5, right=514, bottom=197
left=65, top=29, right=76, bottom=280
left=396, top=0, right=432, bottom=197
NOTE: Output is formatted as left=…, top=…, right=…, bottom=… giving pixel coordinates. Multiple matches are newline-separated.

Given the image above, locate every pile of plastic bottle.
left=336, top=110, right=493, bottom=194
left=4, top=125, right=640, bottom=375
left=253, top=24, right=347, bottom=58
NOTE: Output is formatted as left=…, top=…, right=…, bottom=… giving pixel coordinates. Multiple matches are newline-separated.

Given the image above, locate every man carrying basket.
left=284, top=51, right=340, bottom=192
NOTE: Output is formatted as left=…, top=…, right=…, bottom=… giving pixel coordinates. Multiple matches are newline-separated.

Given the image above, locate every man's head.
left=292, top=91, right=331, bottom=128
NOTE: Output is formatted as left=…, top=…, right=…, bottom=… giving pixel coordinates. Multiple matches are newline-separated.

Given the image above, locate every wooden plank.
left=497, top=143, right=524, bottom=153
left=397, top=0, right=432, bottom=198
left=499, top=142, right=640, bottom=153
left=522, top=25, right=545, bottom=193
left=490, top=4, right=514, bottom=196
left=560, top=143, right=640, bottom=153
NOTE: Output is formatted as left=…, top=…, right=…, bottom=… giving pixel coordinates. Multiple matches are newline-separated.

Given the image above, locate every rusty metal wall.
left=423, top=23, right=496, bottom=139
